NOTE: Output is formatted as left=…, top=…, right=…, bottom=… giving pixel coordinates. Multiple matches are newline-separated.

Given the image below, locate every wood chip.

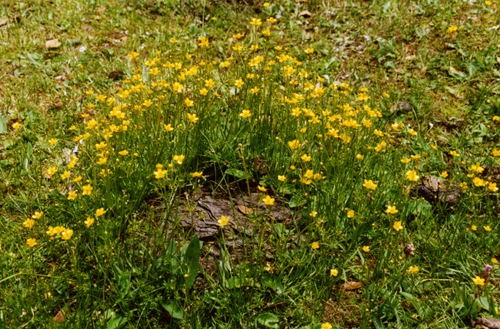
left=343, top=281, right=362, bottom=290
left=53, top=309, right=65, bottom=323
left=237, top=205, right=253, bottom=215
left=46, top=39, right=61, bottom=49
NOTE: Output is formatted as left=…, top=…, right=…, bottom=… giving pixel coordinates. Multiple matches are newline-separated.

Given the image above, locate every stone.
left=411, top=175, right=461, bottom=207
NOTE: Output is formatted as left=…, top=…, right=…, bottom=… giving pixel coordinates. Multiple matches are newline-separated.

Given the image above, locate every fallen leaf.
left=0, top=19, right=7, bottom=26
left=343, top=281, right=362, bottom=290
left=298, top=10, right=312, bottom=17
left=449, top=66, right=460, bottom=74
left=237, top=205, right=254, bottom=215
left=53, top=309, right=65, bottom=323
left=497, top=57, right=500, bottom=65
left=97, top=6, right=107, bottom=14
left=46, top=39, right=61, bottom=49
left=420, top=66, right=427, bottom=75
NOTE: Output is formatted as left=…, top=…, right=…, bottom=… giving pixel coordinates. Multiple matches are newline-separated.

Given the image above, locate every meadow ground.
left=1, top=0, right=500, bottom=327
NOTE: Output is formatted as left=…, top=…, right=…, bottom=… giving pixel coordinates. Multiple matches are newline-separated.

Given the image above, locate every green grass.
left=1, top=0, right=500, bottom=328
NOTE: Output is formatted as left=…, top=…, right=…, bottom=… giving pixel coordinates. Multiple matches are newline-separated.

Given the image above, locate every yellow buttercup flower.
left=386, top=205, right=398, bottom=214
left=95, top=208, right=106, bottom=217
left=484, top=226, right=492, bottom=232
left=363, top=179, right=377, bottom=190
left=362, top=246, right=370, bottom=253
left=321, top=323, right=332, bottom=329
left=187, top=113, right=199, bottom=123
left=407, top=266, right=419, bottom=274
left=82, top=184, right=93, bottom=196
left=347, top=210, right=355, bottom=218
left=84, top=217, right=95, bottom=228
left=471, top=225, right=477, bottom=231
left=32, top=211, right=43, bottom=219
left=191, top=172, right=203, bottom=178
left=278, top=175, right=286, bottom=182
left=23, top=219, right=35, bottom=229
left=173, top=155, right=185, bottom=164
left=12, top=122, right=21, bottom=129
left=393, top=221, right=403, bottom=231
left=406, top=170, right=419, bottom=182
left=311, top=242, right=319, bottom=249
left=250, top=18, right=262, bottom=26
left=472, top=276, right=485, bottom=286
left=301, top=154, right=312, bottom=162
left=262, top=195, right=275, bottom=206
left=218, top=216, right=229, bottom=227
left=49, top=138, right=58, bottom=145
left=330, top=269, right=338, bottom=277
left=240, top=110, right=251, bottom=119
left=258, top=185, right=267, bottom=192
left=154, top=169, right=167, bottom=179
left=26, top=238, right=37, bottom=247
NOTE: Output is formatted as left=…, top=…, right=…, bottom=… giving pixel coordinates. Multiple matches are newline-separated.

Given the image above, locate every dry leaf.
left=237, top=205, right=254, bottom=215
left=97, top=6, right=107, bottom=14
left=343, top=281, right=362, bottom=290
left=298, top=10, right=312, bottom=17
left=53, top=309, right=65, bottom=323
left=497, top=57, right=500, bottom=65
left=420, top=66, right=427, bottom=75
left=449, top=66, right=460, bottom=74
left=46, top=39, right=61, bottom=49
left=0, top=19, right=7, bottom=26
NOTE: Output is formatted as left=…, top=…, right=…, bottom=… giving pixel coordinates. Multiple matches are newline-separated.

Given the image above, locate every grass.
left=1, top=0, right=500, bottom=327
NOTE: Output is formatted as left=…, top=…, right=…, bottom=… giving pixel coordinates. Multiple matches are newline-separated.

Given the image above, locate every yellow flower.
left=191, top=172, right=203, bottom=178
left=278, top=175, right=286, bottom=182
left=240, top=110, right=251, bottom=119
left=127, top=51, right=139, bottom=59
left=492, top=149, right=500, bottom=156
left=199, top=88, right=209, bottom=96
left=311, top=242, right=319, bottom=249
left=288, top=139, right=301, bottom=150
left=61, top=229, right=73, bottom=240
left=406, top=170, right=419, bottom=182
left=472, top=276, right=485, bottom=286
left=12, top=122, right=21, bottom=129
left=23, top=219, right=35, bottom=229
left=362, top=246, right=370, bottom=253
left=258, top=185, right=267, bottom=192
left=262, top=195, right=275, bottom=206
left=347, top=210, right=355, bottom=218
left=383, top=92, right=390, bottom=98
left=95, top=141, right=107, bottom=150
left=235, top=79, right=244, bottom=88
left=356, top=154, right=364, bottom=160
left=26, top=238, right=37, bottom=247
left=49, top=138, right=58, bottom=145
left=321, top=323, right=332, bottom=329
left=441, top=171, right=448, bottom=178
left=68, top=191, right=78, bottom=200
left=154, top=169, right=167, bottom=179
left=363, top=179, right=377, bottom=190
left=393, top=221, right=403, bottom=231
left=449, top=150, right=460, bottom=157
left=492, top=258, right=498, bottom=264
left=330, top=269, right=338, bottom=277
left=301, top=154, right=312, bottom=162
left=267, top=17, right=277, bottom=24
left=164, top=124, right=174, bottom=132
left=373, top=129, right=384, bottom=137
left=447, top=25, right=458, bottom=33
left=47, top=167, right=57, bottom=177
left=263, top=2, right=270, bottom=7
left=471, top=225, right=477, bottom=231
left=218, top=216, right=229, bottom=227
left=488, top=182, right=498, bottom=192
left=473, top=177, right=486, bottom=187
left=73, top=176, right=83, bottom=183
left=407, top=266, right=419, bottom=274
left=82, top=184, right=93, bottom=196
left=187, top=113, right=199, bottom=123
left=118, top=150, right=129, bottom=156
left=95, top=208, right=106, bottom=217
left=250, top=18, right=262, bottom=26
left=84, top=217, right=95, bottom=228
left=309, top=211, right=317, bottom=217
left=32, top=211, right=43, bottom=219
left=484, top=226, right=492, bottom=232
left=430, top=144, right=437, bottom=150
left=85, top=119, right=98, bottom=130
left=386, top=205, right=398, bottom=214
left=305, top=48, right=314, bottom=54
left=408, top=129, right=417, bottom=136
left=410, top=155, right=421, bottom=160
left=173, top=155, right=185, bottom=164
left=185, top=97, right=194, bottom=107
left=401, top=158, right=411, bottom=164
left=251, top=86, right=260, bottom=94
left=96, top=156, right=108, bottom=165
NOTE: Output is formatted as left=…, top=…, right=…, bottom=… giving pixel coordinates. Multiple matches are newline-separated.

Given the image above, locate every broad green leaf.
left=184, top=234, right=201, bottom=290
left=256, top=312, right=279, bottom=328
left=161, top=299, right=184, bottom=319
left=261, top=273, right=283, bottom=294
left=225, top=168, right=252, bottom=179
left=107, top=315, right=127, bottom=329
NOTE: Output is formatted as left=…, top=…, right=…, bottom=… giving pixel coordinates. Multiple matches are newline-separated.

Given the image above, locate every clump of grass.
left=1, top=0, right=500, bottom=327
